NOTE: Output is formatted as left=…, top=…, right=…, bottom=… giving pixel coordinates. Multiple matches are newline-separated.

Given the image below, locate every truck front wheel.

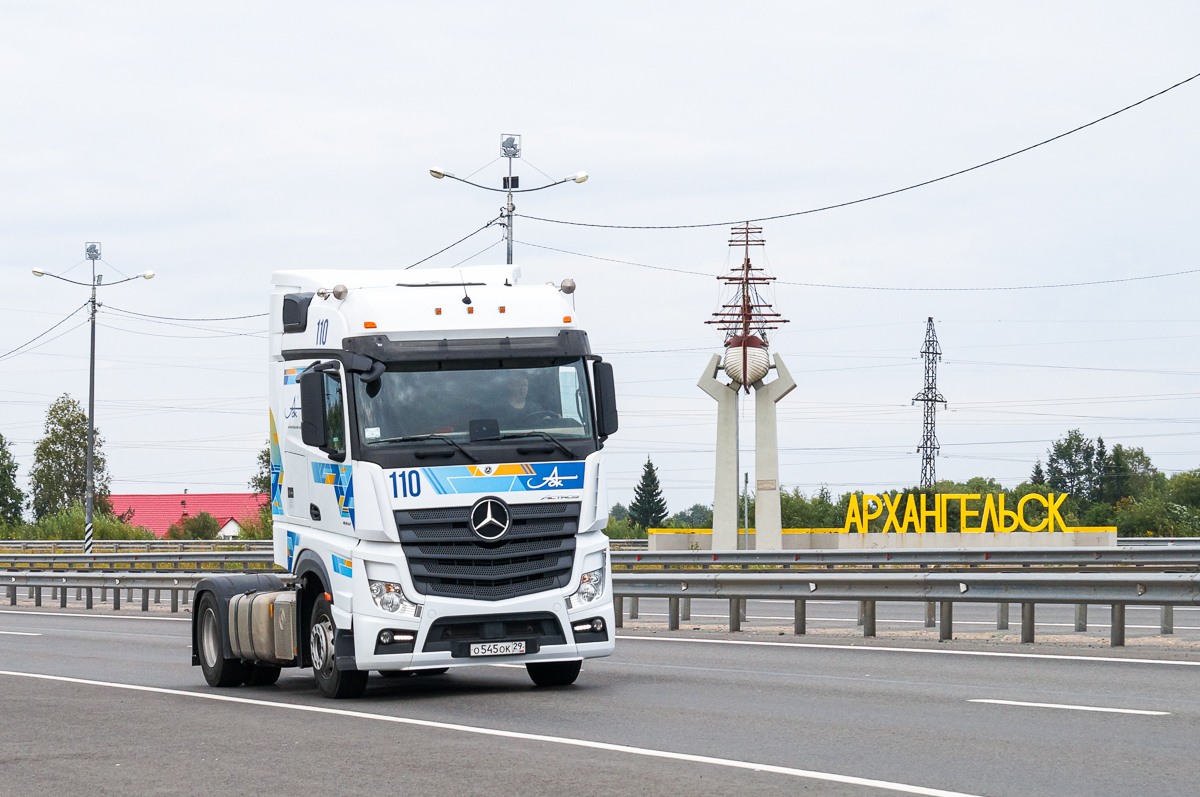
left=310, top=594, right=368, bottom=699
left=197, top=593, right=246, bottom=687
left=526, top=660, right=581, bottom=687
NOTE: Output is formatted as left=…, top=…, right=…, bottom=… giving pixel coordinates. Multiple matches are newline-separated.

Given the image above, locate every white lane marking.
left=618, top=635, right=1200, bottom=667
left=969, top=699, right=1169, bottom=716
left=0, top=630, right=41, bottom=636
left=0, top=609, right=190, bottom=623
left=633, top=613, right=1200, bottom=631
left=0, top=670, right=984, bottom=797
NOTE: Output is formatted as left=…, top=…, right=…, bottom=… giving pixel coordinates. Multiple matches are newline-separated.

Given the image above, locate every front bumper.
left=351, top=590, right=615, bottom=671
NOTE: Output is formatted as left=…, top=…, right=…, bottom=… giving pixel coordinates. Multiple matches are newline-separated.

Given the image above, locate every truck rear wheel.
left=310, top=594, right=368, bottom=699
left=197, top=593, right=246, bottom=687
left=526, top=660, right=581, bottom=687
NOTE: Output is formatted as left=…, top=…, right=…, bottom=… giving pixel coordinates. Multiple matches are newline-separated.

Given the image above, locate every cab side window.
left=323, top=371, right=345, bottom=456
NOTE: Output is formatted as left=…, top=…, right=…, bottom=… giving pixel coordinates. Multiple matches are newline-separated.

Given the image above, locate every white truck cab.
left=192, top=265, right=618, bottom=697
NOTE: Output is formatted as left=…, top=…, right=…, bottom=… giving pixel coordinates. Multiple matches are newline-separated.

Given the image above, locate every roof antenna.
left=459, top=270, right=472, bottom=305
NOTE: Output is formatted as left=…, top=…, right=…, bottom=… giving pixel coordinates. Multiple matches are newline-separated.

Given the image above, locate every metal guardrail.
left=0, top=552, right=279, bottom=570
left=609, top=546, right=1200, bottom=569
left=611, top=569, right=1195, bottom=648
left=3, top=571, right=211, bottom=612
left=1117, top=537, right=1200, bottom=546
left=6, top=546, right=1200, bottom=572
left=0, top=540, right=273, bottom=553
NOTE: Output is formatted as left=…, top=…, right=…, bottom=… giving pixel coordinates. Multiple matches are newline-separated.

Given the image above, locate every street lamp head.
left=32, top=269, right=44, bottom=277
left=140, top=270, right=155, bottom=280
left=568, top=171, right=588, bottom=184
left=429, top=168, right=453, bottom=179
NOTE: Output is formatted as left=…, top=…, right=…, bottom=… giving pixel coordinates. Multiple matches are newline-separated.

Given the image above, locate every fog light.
left=572, top=618, right=605, bottom=635
left=380, top=630, right=393, bottom=644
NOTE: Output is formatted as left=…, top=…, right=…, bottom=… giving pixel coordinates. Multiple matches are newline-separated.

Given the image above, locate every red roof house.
left=110, top=493, right=269, bottom=539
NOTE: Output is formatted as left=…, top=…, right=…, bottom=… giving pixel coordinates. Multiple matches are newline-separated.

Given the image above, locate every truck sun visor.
left=342, top=329, right=591, bottom=362
left=282, top=292, right=316, bottom=333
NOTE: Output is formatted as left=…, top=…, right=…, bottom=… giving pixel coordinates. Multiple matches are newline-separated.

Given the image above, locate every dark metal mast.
left=912, top=316, right=946, bottom=489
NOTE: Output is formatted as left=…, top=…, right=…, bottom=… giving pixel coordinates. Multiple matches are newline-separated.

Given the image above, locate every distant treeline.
left=606, top=430, right=1200, bottom=539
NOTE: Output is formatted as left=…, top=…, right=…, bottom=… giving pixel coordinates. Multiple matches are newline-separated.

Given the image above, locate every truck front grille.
left=395, top=502, right=579, bottom=601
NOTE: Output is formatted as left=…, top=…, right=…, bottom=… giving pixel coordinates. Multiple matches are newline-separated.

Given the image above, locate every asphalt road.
left=2, top=601, right=1199, bottom=797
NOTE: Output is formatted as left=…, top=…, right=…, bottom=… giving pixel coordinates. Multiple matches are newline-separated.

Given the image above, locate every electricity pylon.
left=912, top=317, right=946, bottom=490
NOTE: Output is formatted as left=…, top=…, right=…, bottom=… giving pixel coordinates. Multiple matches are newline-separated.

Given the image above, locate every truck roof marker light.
left=467, top=307, right=474, bottom=314
left=498, top=306, right=505, bottom=313
left=364, top=321, right=377, bottom=329
left=563, top=316, right=572, bottom=323
left=435, top=308, right=442, bottom=315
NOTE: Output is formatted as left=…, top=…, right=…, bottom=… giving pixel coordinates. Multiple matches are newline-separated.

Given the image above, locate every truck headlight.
left=565, top=567, right=605, bottom=609
left=368, top=579, right=421, bottom=617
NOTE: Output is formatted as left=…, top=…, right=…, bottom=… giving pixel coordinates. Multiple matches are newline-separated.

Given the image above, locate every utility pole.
left=84, top=242, right=101, bottom=554
left=913, top=317, right=946, bottom=490
left=32, top=245, right=154, bottom=555
left=500, top=134, right=520, bottom=265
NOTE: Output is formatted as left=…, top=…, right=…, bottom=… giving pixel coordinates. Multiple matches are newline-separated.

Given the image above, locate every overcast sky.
left=2, top=2, right=1199, bottom=514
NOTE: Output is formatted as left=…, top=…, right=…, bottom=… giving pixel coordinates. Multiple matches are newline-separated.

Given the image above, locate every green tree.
left=609, top=503, right=629, bottom=522
left=1046, top=429, right=1098, bottom=501
left=1030, top=460, right=1046, bottom=485
left=664, top=503, right=713, bottom=529
left=1170, top=470, right=1200, bottom=509
left=237, top=503, right=274, bottom=540
left=28, top=395, right=111, bottom=520
left=249, top=440, right=271, bottom=494
left=166, top=511, right=221, bottom=540
left=13, top=504, right=153, bottom=541
left=0, top=432, right=24, bottom=526
left=628, top=457, right=668, bottom=529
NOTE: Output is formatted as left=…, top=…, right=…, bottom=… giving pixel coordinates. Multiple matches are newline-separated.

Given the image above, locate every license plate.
left=470, top=640, right=526, bottom=657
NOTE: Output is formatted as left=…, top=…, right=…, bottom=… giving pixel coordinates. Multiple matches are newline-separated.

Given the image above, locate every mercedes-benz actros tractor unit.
left=191, top=265, right=618, bottom=698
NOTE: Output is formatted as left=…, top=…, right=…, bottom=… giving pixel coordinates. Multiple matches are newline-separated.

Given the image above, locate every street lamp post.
left=430, top=134, right=587, bottom=265
left=33, top=244, right=154, bottom=553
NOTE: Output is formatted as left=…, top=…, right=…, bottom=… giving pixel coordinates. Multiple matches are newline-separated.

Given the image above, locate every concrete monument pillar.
left=752, top=354, right=796, bottom=550
left=698, top=354, right=741, bottom=550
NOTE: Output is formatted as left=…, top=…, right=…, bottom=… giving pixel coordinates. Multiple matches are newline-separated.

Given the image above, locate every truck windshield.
left=354, top=358, right=594, bottom=446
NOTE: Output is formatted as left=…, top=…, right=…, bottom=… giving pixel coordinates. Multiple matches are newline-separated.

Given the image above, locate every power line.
left=106, top=306, right=267, bottom=321
left=0, top=302, right=89, bottom=361
left=407, top=215, right=502, bottom=269
left=517, top=240, right=1200, bottom=291
left=517, top=69, right=1200, bottom=230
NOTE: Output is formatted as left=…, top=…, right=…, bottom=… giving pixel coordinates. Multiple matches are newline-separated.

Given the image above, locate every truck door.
left=305, top=362, right=356, bottom=538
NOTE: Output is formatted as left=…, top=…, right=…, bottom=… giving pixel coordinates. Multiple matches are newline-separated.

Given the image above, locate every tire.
left=197, top=593, right=246, bottom=688
left=526, top=660, right=581, bottom=687
left=310, top=593, right=368, bottom=699
left=243, top=663, right=282, bottom=686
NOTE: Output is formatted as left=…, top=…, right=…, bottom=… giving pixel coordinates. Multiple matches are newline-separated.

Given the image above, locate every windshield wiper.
left=370, top=434, right=481, bottom=463
left=482, top=431, right=578, bottom=460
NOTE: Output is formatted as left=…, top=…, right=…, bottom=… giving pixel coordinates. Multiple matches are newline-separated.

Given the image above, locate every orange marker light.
left=467, top=307, right=474, bottom=314
left=563, top=316, right=572, bottom=323
left=435, top=308, right=442, bottom=315
left=499, top=306, right=506, bottom=313
left=364, top=321, right=377, bottom=329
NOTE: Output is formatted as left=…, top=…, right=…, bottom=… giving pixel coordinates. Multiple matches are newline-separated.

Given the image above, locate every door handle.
left=310, top=503, right=321, bottom=521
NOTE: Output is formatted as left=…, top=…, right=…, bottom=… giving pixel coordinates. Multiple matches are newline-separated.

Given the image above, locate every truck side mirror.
left=299, top=369, right=327, bottom=448
left=593, top=361, right=618, bottom=438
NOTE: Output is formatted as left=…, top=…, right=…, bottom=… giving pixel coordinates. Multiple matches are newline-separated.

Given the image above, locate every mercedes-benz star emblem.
left=470, top=497, right=511, bottom=541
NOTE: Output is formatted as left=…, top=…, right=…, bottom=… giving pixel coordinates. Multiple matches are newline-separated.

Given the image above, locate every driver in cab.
left=500, top=372, right=556, bottom=427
